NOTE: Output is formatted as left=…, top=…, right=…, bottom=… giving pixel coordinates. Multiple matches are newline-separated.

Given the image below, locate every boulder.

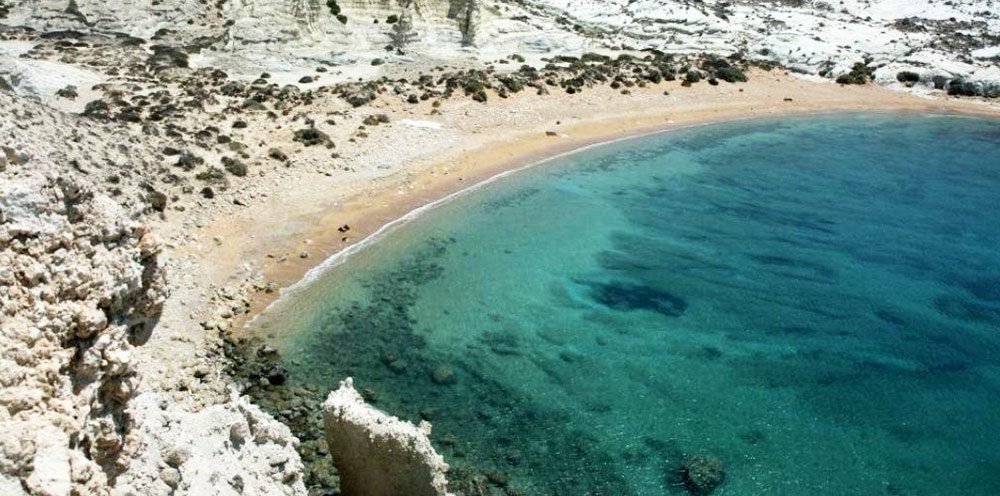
left=322, top=378, right=452, bottom=496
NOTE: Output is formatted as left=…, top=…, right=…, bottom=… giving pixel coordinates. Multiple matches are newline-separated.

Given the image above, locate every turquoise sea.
left=250, top=113, right=1000, bottom=495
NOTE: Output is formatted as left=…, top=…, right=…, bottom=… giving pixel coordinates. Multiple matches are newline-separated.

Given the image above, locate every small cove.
left=247, top=113, right=1000, bottom=495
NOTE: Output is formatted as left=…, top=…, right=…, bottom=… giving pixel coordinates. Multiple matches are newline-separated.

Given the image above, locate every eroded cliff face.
left=0, top=92, right=305, bottom=495
left=0, top=173, right=166, bottom=493
left=4, top=0, right=998, bottom=91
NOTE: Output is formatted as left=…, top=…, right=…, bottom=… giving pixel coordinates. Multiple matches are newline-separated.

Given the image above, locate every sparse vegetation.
left=195, top=166, right=227, bottom=184
left=326, top=0, right=340, bottom=16
left=176, top=152, right=204, bottom=171
left=715, top=66, right=747, bottom=83
left=56, top=85, right=79, bottom=99
left=222, top=156, right=248, bottom=177
left=293, top=128, right=330, bottom=147
left=268, top=148, right=289, bottom=162
left=836, top=61, right=874, bottom=85
left=362, top=114, right=390, bottom=126
left=388, top=12, right=418, bottom=53
left=82, top=100, right=111, bottom=119
left=896, top=71, right=920, bottom=83
left=146, top=190, right=167, bottom=212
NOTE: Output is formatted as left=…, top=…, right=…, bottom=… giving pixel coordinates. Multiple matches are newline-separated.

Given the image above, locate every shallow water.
left=251, top=113, right=1000, bottom=495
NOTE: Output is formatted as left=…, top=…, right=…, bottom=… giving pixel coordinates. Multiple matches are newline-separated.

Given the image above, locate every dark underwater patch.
left=582, top=279, right=688, bottom=317
left=933, top=295, right=1000, bottom=324
left=874, top=308, right=907, bottom=327
left=954, top=274, right=1000, bottom=303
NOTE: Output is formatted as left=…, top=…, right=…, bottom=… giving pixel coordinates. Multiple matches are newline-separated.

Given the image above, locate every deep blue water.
left=252, top=113, right=1000, bottom=495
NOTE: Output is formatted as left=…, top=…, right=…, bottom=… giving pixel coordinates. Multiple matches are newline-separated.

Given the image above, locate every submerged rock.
left=680, top=455, right=726, bottom=495
left=322, top=378, right=451, bottom=496
left=431, top=364, right=457, bottom=385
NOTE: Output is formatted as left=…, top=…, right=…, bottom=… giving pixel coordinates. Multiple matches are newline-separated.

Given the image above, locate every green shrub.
left=896, top=71, right=920, bottom=83
left=715, top=66, right=748, bottom=83
left=836, top=62, right=872, bottom=85
left=56, top=85, right=79, bottom=99
left=176, top=152, right=204, bottom=171
left=293, top=128, right=330, bottom=146
left=147, top=190, right=167, bottom=212
left=195, top=167, right=227, bottom=183
left=222, top=156, right=248, bottom=177
left=82, top=100, right=110, bottom=119
left=946, top=78, right=980, bottom=97
left=386, top=15, right=399, bottom=24
left=268, top=148, right=289, bottom=162
left=362, top=114, right=390, bottom=126
left=580, top=52, right=611, bottom=63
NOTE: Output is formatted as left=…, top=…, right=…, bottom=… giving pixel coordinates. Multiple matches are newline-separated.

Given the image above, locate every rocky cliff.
left=0, top=91, right=305, bottom=495
left=1, top=91, right=166, bottom=494
left=2, top=0, right=998, bottom=92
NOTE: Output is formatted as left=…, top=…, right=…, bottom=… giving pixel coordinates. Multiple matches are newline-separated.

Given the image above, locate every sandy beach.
left=175, top=70, right=1000, bottom=337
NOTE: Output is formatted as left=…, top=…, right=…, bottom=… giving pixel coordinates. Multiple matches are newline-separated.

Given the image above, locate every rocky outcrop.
left=4, top=0, right=997, bottom=92
left=1, top=0, right=220, bottom=39
left=323, top=378, right=451, bottom=496
left=113, top=392, right=305, bottom=495
left=0, top=90, right=306, bottom=496
left=0, top=91, right=173, bottom=491
left=0, top=170, right=167, bottom=493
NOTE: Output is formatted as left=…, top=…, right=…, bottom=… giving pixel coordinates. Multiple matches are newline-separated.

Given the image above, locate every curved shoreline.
left=230, top=79, right=1000, bottom=333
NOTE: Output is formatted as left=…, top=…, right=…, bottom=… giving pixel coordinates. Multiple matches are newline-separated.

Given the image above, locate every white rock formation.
left=114, top=392, right=305, bottom=496
left=323, top=378, right=452, bottom=496
left=0, top=164, right=167, bottom=494
left=0, top=90, right=306, bottom=495
left=3, top=0, right=997, bottom=91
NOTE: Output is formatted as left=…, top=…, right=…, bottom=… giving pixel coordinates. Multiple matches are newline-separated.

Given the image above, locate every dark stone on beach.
left=680, top=455, right=726, bottom=495
left=431, top=364, right=456, bottom=385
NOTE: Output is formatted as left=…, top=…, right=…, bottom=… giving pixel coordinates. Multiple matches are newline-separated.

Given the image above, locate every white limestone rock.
left=323, top=378, right=452, bottom=496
